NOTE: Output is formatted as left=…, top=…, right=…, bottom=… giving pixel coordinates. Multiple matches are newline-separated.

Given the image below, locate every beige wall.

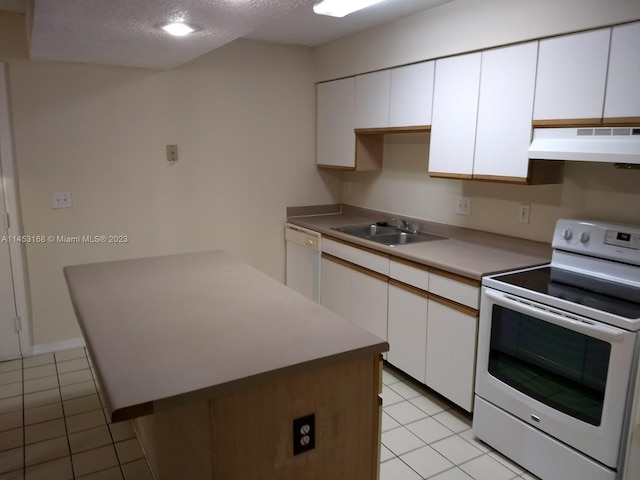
left=4, top=18, right=340, bottom=347
left=314, top=0, right=640, bottom=81
left=342, top=134, right=640, bottom=242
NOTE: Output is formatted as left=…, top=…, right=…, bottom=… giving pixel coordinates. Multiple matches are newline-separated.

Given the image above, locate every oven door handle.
left=484, top=289, right=626, bottom=343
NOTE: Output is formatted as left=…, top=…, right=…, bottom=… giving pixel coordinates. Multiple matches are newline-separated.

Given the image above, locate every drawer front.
left=322, top=238, right=389, bottom=275
left=389, top=259, right=429, bottom=291
left=429, top=271, right=479, bottom=309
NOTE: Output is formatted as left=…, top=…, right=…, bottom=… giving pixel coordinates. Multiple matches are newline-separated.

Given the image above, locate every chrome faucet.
left=393, top=218, right=418, bottom=234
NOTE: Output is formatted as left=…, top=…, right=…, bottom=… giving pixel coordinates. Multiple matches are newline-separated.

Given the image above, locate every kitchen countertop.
left=63, top=251, right=388, bottom=421
left=288, top=205, right=552, bottom=280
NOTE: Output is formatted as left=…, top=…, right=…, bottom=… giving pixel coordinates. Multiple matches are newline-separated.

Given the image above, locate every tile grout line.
left=87, top=347, right=129, bottom=480
left=382, top=373, right=526, bottom=480
left=12, top=354, right=533, bottom=480
left=54, top=351, right=76, bottom=480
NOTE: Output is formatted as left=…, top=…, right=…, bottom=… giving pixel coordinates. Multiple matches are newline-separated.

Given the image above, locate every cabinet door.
left=355, top=71, right=391, bottom=129
left=474, top=42, right=538, bottom=180
left=321, top=256, right=388, bottom=342
left=320, top=256, right=351, bottom=320
left=425, top=299, right=478, bottom=412
left=317, top=78, right=356, bottom=168
left=429, top=53, right=481, bottom=177
left=534, top=29, right=610, bottom=122
left=351, top=269, right=388, bottom=342
left=387, top=283, right=428, bottom=383
left=389, top=61, right=435, bottom=127
left=604, top=22, right=640, bottom=121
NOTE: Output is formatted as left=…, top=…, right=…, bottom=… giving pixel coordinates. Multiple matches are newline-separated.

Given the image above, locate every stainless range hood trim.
left=528, top=126, right=640, bottom=164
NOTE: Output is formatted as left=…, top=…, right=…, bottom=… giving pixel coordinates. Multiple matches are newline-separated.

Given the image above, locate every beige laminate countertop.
left=64, top=251, right=388, bottom=422
left=288, top=208, right=552, bottom=280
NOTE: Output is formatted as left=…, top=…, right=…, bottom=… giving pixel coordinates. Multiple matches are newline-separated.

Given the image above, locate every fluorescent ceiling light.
left=313, top=0, right=386, bottom=18
left=160, top=22, right=197, bottom=37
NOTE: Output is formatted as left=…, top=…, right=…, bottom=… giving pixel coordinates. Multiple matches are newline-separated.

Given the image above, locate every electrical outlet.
left=166, top=144, right=178, bottom=163
left=293, top=413, right=315, bottom=455
left=455, top=196, right=471, bottom=216
left=52, top=192, right=73, bottom=209
left=343, top=182, right=350, bottom=194
left=519, top=204, right=531, bottom=224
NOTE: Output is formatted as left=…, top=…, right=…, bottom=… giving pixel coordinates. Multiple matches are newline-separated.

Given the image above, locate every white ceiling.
left=0, top=0, right=452, bottom=69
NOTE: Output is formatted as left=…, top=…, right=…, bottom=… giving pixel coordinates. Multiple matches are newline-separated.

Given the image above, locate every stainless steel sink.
left=331, top=223, right=446, bottom=246
left=333, top=223, right=397, bottom=237
left=368, top=231, right=446, bottom=246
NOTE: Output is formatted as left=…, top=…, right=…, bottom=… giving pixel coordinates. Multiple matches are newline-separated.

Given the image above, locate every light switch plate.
left=52, top=192, right=72, bottom=209
left=166, top=145, right=178, bottom=163
left=518, top=204, right=531, bottom=224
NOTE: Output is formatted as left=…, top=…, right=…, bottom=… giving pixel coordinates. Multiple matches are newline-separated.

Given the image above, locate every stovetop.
left=490, top=266, right=640, bottom=320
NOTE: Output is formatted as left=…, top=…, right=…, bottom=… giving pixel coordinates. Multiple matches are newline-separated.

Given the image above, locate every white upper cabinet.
left=474, top=42, right=538, bottom=180
left=355, top=70, right=391, bottom=129
left=389, top=61, right=435, bottom=128
left=534, top=28, right=610, bottom=122
left=316, top=77, right=356, bottom=168
left=604, top=21, right=640, bottom=120
left=429, top=52, right=481, bottom=177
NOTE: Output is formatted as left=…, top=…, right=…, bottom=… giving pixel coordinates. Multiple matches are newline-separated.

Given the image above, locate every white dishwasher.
left=285, top=223, right=321, bottom=303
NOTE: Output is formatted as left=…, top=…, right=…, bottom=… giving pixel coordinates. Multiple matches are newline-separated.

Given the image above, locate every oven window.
left=488, top=305, right=611, bottom=426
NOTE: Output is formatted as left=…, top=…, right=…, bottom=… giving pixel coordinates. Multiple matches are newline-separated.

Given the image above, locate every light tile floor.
left=0, top=348, right=152, bottom=480
left=1, top=349, right=540, bottom=480
left=381, top=366, right=541, bottom=480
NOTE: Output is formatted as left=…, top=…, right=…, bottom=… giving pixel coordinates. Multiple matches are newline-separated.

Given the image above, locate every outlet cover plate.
left=52, top=192, right=73, bottom=209
left=455, top=196, right=471, bottom=216
left=293, top=413, right=315, bottom=455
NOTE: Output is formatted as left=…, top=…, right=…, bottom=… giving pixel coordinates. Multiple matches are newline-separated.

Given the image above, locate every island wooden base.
left=132, top=355, right=383, bottom=480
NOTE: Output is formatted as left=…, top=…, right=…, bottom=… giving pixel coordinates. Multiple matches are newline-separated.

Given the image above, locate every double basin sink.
left=332, top=222, right=446, bottom=247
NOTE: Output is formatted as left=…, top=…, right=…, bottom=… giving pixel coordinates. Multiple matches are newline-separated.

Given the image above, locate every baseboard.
left=31, top=337, right=86, bottom=356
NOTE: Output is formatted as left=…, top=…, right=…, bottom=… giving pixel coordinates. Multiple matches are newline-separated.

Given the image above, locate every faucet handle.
left=392, top=218, right=420, bottom=234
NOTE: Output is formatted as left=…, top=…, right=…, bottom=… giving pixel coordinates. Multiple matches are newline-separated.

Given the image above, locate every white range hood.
left=528, top=126, right=640, bottom=164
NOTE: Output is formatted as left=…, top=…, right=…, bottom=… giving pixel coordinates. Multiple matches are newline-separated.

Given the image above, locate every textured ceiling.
left=3, top=0, right=453, bottom=69
left=28, top=0, right=315, bottom=69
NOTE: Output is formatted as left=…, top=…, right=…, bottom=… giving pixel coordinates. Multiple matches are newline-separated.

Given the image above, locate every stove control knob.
left=562, top=229, right=573, bottom=241
left=579, top=231, right=590, bottom=244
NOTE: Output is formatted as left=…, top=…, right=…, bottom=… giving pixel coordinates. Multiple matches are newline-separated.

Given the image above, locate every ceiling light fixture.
left=313, top=0, right=386, bottom=18
left=160, top=22, right=197, bottom=37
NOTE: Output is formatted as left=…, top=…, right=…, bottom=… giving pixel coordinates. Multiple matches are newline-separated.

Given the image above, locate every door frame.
left=0, top=62, right=33, bottom=357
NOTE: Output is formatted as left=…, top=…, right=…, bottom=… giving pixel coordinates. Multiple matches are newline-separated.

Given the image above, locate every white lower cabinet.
left=350, top=268, right=388, bottom=342
left=387, top=282, right=428, bottom=382
left=320, top=255, right=388, bottom=342
left=320, top=256, right=352, bottom=320
left=386, top=259, right=479, bottom=412
left=320, top=243, right=479, bottom=412
left=425, top=298, right=478, bottom=412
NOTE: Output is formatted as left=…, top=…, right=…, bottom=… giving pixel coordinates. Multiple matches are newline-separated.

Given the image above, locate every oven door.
left=476, top=286, right=638, bottom=468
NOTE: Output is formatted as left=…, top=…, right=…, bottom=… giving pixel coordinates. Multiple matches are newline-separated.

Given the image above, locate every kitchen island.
left=63, top=251, right=388, bottom=480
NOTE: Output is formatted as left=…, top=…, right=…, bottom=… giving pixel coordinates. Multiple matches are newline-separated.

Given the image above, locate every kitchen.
left=1, top=0, right=640, bottom=479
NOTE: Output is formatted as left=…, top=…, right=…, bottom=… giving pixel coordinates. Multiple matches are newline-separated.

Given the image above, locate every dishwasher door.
left=285, top=223, right=321, bottom=303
